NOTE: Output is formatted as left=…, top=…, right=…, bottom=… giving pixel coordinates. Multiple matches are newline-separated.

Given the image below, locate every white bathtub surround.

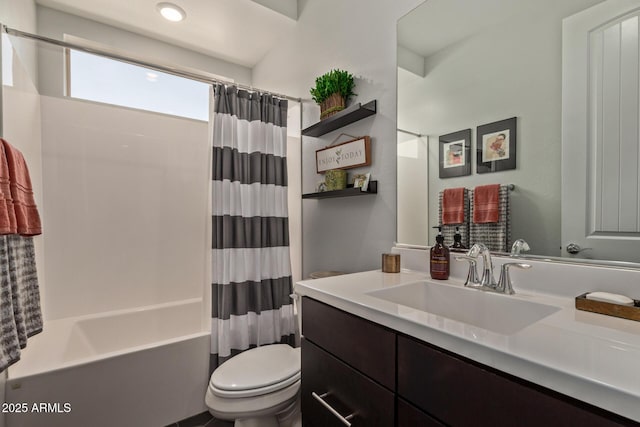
left=40, top=96, right=210, bottom=320
left=210, top=85, right=295, bottom=366
left=6, top=299, right=209, bottom=427
left=295, top=247, right=640, bottom=422
left=6, top=95, right=213, bottom=426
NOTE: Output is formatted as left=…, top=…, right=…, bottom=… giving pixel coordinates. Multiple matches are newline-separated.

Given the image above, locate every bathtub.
left=5, top=298, right=211, bottom=427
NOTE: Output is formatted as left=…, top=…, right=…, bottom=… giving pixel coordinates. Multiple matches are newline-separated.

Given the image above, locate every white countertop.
left=295, top=269, right=640, bottom=422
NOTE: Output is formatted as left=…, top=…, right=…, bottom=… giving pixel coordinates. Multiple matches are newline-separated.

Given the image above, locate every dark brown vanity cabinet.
left=301, top=297, right=637, bottom=427
left=301, top=297, right=395, bottom=426
left=301, top=340, right=395, bottom=426
left=398, top=335, right=632, bottom=427
left=396, top=398, right=444, bottom=427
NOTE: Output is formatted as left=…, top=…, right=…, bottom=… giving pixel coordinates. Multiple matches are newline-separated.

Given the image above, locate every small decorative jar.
left=324, top=169, right=347, bottom=190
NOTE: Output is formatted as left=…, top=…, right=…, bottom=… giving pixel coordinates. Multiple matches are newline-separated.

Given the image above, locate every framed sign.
left=316, top=136, right=371, bottom=173
left=477, top=117, right=517, bottom=174
left=439, top=129, right=471, bottom=178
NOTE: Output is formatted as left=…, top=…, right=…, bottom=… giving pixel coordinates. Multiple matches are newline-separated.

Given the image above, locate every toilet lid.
left=211, top=344, right=300, bottom=393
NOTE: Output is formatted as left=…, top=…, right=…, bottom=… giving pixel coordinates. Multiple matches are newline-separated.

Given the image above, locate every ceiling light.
left=157, top=2, right=186, bottom=22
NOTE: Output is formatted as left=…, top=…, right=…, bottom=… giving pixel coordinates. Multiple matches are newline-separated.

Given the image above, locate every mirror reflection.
left=397, top=0, right=640, bottom=265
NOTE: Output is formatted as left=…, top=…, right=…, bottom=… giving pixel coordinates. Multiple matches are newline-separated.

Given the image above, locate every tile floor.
left=201, top=418, right=233, bottom=427
left=165, top=411, right=233, bottom=427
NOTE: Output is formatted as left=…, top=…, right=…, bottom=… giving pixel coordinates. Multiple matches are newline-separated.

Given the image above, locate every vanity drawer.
left=302, top=297, right=395, bottom=390
left=398, top=335, right=633, bottom=427
left=301, top=338, right=394, bottom=427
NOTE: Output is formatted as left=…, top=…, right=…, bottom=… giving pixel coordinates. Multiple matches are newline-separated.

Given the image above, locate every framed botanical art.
left=439, top=129, right=471, bottom=178
left=476, top=117, right=517, bottom=174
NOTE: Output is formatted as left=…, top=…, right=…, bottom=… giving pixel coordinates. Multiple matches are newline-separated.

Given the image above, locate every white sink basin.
left=367, top=281, right=560, bottom=335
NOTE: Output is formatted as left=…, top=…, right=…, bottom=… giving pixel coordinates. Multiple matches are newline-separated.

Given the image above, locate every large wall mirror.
left=397, top=0, right=640, bottom=265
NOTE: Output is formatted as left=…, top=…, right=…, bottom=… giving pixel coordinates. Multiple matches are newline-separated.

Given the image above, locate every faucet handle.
left=466, top=243, right=486, bottom=258
left=455, top=256, right=480, bottom=287
left=510, top=239, right=530, bottom=256
left=496, top=263, right=532, bottom=295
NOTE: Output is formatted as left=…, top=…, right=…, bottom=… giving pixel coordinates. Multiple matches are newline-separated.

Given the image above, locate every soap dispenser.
left=430, top=226, right=450, bottom=280
left=452, top=226, right=466, bottom=249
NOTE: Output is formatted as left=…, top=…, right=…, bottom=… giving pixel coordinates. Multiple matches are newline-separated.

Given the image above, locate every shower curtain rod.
left=1, top=25, right=302, bottom=103
left=397, top=128, right=422, bottom=137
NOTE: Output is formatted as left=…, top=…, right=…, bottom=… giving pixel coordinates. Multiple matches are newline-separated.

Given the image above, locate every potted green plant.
left=310, top=69, right=356, bottom=120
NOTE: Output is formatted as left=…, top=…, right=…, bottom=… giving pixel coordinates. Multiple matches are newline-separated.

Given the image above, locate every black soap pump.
left=430, top=226, right=450, bottom=280
left=452, top=226, right=466, bottom=249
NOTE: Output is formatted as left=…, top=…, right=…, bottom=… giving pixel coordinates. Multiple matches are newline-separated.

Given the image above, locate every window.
left=68, top=49, right=209, bottom=121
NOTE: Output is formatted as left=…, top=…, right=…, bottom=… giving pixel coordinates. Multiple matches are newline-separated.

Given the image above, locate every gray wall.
left=36, top=6, right=252, bottom=97
left=398, top=0, right=602, bottom=257
left=253, top=0, right=423, bottom=277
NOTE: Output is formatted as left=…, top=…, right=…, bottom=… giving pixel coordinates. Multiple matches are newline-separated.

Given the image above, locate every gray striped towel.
left=7, top=235, right=43, bottom=343
left=0, top=236, right=21, bottom=372
left=469, top=185, right=511, bottom=252
left=0, top=235, right=43, bottom=372
left=439, top=189, right=470, bottom=248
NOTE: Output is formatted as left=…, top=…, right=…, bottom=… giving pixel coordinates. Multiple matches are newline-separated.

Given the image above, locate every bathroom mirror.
left=397, top=0, right=640, bottom=266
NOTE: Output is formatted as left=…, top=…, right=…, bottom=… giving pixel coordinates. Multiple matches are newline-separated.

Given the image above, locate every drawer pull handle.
left=312, top=391, right=355, bottom=426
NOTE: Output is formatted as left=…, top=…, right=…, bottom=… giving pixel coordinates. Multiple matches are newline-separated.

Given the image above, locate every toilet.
left=205, top=344, right=302, bottom=427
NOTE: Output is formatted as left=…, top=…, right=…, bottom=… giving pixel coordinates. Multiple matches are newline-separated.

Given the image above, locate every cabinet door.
left=398, top=335, right=634, bottom=427
left=301, top=339, right=394, bottom=427
left=397, top=398, right=445, bottom=427
left=302, top=297, right=396, bottom=390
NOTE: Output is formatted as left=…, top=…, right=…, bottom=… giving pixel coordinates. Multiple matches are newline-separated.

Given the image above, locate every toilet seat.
left=206, top=378, right=300, bottom=421
left=209, top=371, right=301, bottom=398
left=209, top=344, right=301, bottom=398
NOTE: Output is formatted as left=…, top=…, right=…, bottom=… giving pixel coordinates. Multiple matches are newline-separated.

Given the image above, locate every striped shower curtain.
left=210, top=84, right=295, bottom=367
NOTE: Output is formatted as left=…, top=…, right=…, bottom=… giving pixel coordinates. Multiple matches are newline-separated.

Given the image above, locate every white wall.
left=397, top=133, right=429, bottom=246
left=40, top=96, right=209, bottom=320
left=398, top=0, right=603, bottom=256
left=252, top=0, right=423, bottom=277
left=286, top=102, right=302, bottom=283
left=0, top=0, right=37, bottom=83
left=36, top=6, right=252, bottom=97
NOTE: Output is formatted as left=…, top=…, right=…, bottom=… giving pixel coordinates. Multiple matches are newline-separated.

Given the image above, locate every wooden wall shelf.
left=302, top=100, right=377, bottom=137
left=302, top=181, right=378, bottom=199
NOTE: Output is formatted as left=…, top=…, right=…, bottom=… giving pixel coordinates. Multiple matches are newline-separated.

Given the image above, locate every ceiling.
left=397, top=0, right=555, bottom=59
left=35, top=0, right=299, bottom=67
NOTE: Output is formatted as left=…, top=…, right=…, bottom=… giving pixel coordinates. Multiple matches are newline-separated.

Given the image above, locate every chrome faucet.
left=510, top=239, right=530, bottom=257
left=467, top=243, right=497, bottom=289
left=457, top=243, right=532, bottom=294
left=496, top=262, right=532, bottom=294
left=454, top=255, right=480, bottom=287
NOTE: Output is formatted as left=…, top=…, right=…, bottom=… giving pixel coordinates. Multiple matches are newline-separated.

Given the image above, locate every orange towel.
left=0, top=143, right=17, bottom=234
left=442, top=188, right=465, bottom=225
left=473, top=184, right=500, bottom=224
left=1, top=139, right=41, bottom=236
